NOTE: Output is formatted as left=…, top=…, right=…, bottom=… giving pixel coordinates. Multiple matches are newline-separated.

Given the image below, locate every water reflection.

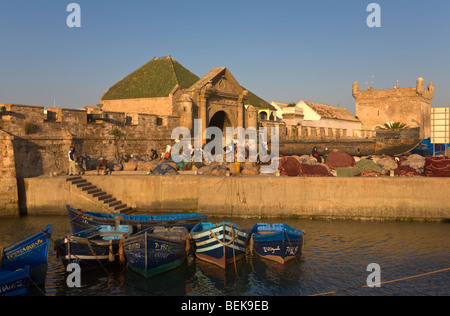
left=0, top=215, right=449, bottom=296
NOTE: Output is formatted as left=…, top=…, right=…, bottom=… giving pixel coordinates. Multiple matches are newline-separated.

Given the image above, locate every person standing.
left=312, top=146, right=322, bottom=163
left=68, top=145, right=77, bottom=176
left=81, top=152, right=91, bottom=171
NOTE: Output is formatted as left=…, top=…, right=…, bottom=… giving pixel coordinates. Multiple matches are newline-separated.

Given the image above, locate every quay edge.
left=4, top=175, right=449, bottom=222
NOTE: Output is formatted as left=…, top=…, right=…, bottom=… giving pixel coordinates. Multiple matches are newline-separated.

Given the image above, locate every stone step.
left=113, top=203, right=127, bottom=210
left=81, top=185, right=97, bottom=192
left=108, top=200, right=121, bottom=207
left=67, top=176, right=132, bottom=216
left=76, top=182, right=92, bottom=188
left=98, top=194, right=112, bottom=201
left=103, top=198, right=116, bottom=204
left=71, top=179, right=87, bottom=185
left=117, top=207, right=134, bottom=214
left=87, top=188, right=102, bottom=195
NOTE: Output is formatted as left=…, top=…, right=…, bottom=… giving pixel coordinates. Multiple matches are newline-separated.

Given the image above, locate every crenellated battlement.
left=352, top=77, right=434, bottom=138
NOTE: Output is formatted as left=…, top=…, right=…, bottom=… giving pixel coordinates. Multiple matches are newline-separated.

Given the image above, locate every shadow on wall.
left=12, top=137, right=44, bottom=178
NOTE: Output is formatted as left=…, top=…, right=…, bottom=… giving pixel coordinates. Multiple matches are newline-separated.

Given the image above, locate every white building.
left=296, top=100, right=361, bottom=137
left=431, top=107, right=449, bottom=144
left=269, top=101, right=304, bottom=125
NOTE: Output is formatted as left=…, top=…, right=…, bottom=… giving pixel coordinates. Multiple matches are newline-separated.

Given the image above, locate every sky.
left=0, top=0, right=449, bottom=114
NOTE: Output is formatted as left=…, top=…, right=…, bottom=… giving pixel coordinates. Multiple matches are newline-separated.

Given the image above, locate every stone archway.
left=206, top=110, right=234, bottom=153
left=208, top=110, right=233, bottom=131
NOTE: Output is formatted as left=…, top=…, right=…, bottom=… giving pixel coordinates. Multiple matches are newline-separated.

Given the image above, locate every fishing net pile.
left=375, top=157, right=398, bottom=173
left=400, top=154, right=426, bottom=173
left=395, top=155, right=424, bottom=176
left=278, top=156, right=332, bottom=177
left=326, top=152, right=356, bottom=169
left=336, top=159, right=383, bottom=177
left=278, top=157, right=302, bottom=176
left=209, top=164, right=230, bottom=176
left=424, top=157, right=450, bottom=177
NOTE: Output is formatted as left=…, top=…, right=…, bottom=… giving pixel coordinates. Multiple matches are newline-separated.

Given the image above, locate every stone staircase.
left=66, top=176, right=134, bottom=214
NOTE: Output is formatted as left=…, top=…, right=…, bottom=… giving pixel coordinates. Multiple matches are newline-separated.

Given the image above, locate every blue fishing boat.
left=55, top=225, right=133, bottom=269
left=250, top=223, right=305, bottom=264
left=190, top=222, right=250, bottom=270
left=123, top=226, right=191, bottom=278
left=66, top=205, right=208, bottom=234
left=0, top=225, right=52, bottom=286
left=0, top=266, right=30, bottom=296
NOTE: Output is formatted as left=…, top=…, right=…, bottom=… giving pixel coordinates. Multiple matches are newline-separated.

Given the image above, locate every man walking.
left=68, top=145, right=77, bottom=176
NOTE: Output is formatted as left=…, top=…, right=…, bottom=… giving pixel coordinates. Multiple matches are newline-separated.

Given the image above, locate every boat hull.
left=123, top=227, right=190, bottom=278
left=251, top=223, right=304, bottom=265
left=1, top=225, right=52, bottom=286
left=67, top=205, right=207, bottom=234
left=191, top=223, right=250, bottom=270
left=0, top=266, right=30, bottom=297
left=55, top=225, right=132, bottom=269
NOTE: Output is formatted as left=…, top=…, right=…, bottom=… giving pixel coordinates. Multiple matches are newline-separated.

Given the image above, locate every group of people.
left=68, top=146, right=162, bottom=176
left=68, top=146, right=108, bottom=176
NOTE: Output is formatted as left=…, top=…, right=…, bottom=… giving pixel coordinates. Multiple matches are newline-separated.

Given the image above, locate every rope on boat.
left=209, top=226, right=237, bottom=247
left=69, top=209, right=85, bottom=222
left=108, top=240, right=115, bottom=262
left=309, top=267, right=450, bottom=296
left=118, top=238, right=127, bottom=265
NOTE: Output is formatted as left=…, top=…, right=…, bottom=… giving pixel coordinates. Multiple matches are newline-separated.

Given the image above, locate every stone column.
left=246, top=105, right=258, bottom=129
left=199, top=84, right=212, bottom=146
left=237, top=90, right=248, bottom=129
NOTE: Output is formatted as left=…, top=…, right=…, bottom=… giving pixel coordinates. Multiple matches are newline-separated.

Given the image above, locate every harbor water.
left=0, top=214, right=449, bottom=296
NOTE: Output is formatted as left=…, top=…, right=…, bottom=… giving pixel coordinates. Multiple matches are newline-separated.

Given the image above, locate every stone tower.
left=353, top=77, right=434, bottom=138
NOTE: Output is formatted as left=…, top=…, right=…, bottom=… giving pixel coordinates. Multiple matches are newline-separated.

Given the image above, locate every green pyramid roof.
left=101, top=56, right=200, bottom=100
left=244, top=89, right=269, bottom=108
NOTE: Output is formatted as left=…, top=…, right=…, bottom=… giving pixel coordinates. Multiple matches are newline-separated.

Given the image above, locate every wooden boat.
left=66, top=205, right=208, bottom=234
left=55, top=225, right=133, bottom=269
left=123, top=226, right=191, bottom=278
left=0, top=225, right=52, bottom=286
left=190, top=222, right=250, bottom=270
left=0, top=266, right=30, bottom=296
left=250, top=223, right=305, bottom=264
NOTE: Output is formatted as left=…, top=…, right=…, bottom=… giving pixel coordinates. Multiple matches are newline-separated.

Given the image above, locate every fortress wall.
left=0, top=131, right=19, bottom=217
left=0, top=104, right=179, bottom=178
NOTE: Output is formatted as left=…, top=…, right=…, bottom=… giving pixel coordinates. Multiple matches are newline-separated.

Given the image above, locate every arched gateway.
left=177, top=67, right=259, bottom=145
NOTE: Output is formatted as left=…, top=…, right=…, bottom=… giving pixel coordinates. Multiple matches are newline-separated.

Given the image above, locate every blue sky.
left=0, top=0, right=449, bottom=114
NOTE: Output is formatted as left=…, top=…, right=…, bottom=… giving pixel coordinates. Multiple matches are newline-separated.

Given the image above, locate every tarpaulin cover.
left=410, top=138, right=433, bottom=157
left=151, top=163, right=178, bottom=175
